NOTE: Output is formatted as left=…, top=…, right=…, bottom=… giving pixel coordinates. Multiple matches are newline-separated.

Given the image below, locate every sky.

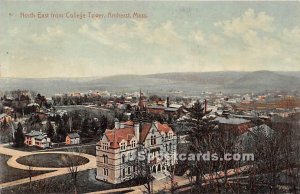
left=0, top=1, right=300, bottom=78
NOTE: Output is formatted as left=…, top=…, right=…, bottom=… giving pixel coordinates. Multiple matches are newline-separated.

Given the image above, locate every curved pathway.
left=0, top=144, right=250, bottom=193
left=0, top=144, right=96, bottom=189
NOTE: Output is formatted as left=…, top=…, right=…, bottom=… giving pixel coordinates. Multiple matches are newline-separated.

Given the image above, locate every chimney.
left=204, top=99, right=207, bottom=113
left=120, top=122, right=125, bottom=129
left=134, top=122, right=140, bottom=142
left=167, top=97, right=170, bottom=108
left=114, top=118, right=119, bottom=129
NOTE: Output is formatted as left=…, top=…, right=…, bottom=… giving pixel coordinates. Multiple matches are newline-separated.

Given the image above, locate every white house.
left=24, top=130, right=51, bottom=149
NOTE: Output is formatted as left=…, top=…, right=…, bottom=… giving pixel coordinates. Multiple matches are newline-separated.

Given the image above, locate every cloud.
left=2, top=5, right=300, bottom=78
left=190, top=30, right=205, bottom=44
left=282, top=26, right=300, bottom=44
left=32, top=26, right=65, bottom=43
left=215, top=8, right=274, bottom=37
left=144, top=21, right=183, bottom=48
left=79, top=20, right=184, bottom=52
left=78, top=21, right=131, bottom=51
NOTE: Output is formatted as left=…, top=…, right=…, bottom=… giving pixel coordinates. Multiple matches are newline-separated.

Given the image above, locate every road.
left=0, top=144, right=96, bottom=189
left=0, top=143, right=250, bottom=193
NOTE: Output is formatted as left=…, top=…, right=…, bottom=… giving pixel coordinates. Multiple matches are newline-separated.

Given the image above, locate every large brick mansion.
left=96, top=119, right=177, bottom=184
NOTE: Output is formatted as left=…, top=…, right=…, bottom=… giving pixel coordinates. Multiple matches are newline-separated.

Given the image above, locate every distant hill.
left=0, top=71, right=299, bottom=96
left=224, top=71, right=300, bottom=92
left=146, top=71, right=246, bottom=85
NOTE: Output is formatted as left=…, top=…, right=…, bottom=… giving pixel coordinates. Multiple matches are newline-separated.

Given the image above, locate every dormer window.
left=120, top=142, right=126, bottom=151
left=102, top=143, right=109, bottom=150
left=151, top=135, right=156, bottom=145
left=131, top=140, right=136, bottom=148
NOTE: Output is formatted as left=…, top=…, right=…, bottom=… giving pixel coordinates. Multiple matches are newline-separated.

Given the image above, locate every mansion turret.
left=96, top=119, right=177, bottom=184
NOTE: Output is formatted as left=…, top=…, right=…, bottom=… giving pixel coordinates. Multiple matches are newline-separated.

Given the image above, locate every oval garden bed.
left=17, top=153, right=89, bottom=168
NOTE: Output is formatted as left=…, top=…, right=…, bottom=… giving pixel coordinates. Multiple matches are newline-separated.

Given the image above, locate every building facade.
left=65, top=133, right=80, bottom=145
left=96, top=119, right=177, bottom=184
left=24, top=130, right=51, bottom=149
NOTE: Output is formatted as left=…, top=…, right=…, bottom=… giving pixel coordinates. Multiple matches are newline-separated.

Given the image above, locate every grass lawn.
left=0, top=154, right=53, bottom=183
left=48, top=144, right=96, bottom=156
left=4, top=143, right=97, bottom=156
left=4, top=144, right=44, bottom=152
left=1, top=169, right=139, bottom=194
left=16, top=153, right=89, bottom=168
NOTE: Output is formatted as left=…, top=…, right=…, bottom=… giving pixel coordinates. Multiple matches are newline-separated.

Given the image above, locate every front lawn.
left=49, top=144, right=96, bottom=156
left=1, top=169, right=139, bottom=194
left=0, top=154, right=53, bottom=183
left=16, top=153, right=89, bottom=168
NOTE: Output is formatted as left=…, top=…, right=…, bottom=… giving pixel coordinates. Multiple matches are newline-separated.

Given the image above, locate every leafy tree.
left=14, top=122, right=25, bottom=147
left=90, top=119, right=98, bottom=134
left=100, top=115, right=108, bottom=132
left=56, top=121, right=66, bottom=142
left=46, top=120, right=55, bottom=140
left=81, top=118, right=89, bottom=136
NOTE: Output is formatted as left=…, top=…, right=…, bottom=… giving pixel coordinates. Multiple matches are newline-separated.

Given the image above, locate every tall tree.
left=184, top=100, right=217, bottom=192
left=81, top=118, right=89, bottom=136
left=56, top=121, right=66, bottom=142
left=46, top=120, right=55, bottom=141
left=100, top=115, right=108, bottom=130
left=14, top=122, right=25, bottom=147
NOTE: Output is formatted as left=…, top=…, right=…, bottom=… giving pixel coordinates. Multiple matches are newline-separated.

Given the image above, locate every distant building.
left=214, top=116, right=252, bottom=134
left=24, top=130, right=51, bottom=149
left=66, top=133, right=80, bottom=145
left=96, top=119, right=177, bottom=184
left=0, top=113, right=12, bottom=124
left=237, top=124, right=274, bottom=151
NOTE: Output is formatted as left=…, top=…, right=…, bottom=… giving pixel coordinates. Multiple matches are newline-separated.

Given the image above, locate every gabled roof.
left=35, top=135, right=47, bottom=140
left=247, top=124, right=273, bottom=136
left=214, top=117, right=250, bottom=125
left=156, top=122, right=172, bottom=133
left=139, top=123, right=152, bottom=143
left=101, top=121, right=174, bottom=148
left=67, top=133, right=80, bottom=139
left=124, top=120, right=134, bottom=126
left=104, top=127, right=135, bottom=148
left=25, top=130, right=46, bottom=137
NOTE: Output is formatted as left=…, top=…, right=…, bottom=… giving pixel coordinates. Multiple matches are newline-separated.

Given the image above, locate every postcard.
left=0, top=1, right=299, bottom=194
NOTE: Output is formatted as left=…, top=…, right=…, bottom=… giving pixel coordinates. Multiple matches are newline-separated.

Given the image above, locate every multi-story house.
left=96, top=119, right=177, bottom=184
left=24, top=130, right=51, bottom=149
